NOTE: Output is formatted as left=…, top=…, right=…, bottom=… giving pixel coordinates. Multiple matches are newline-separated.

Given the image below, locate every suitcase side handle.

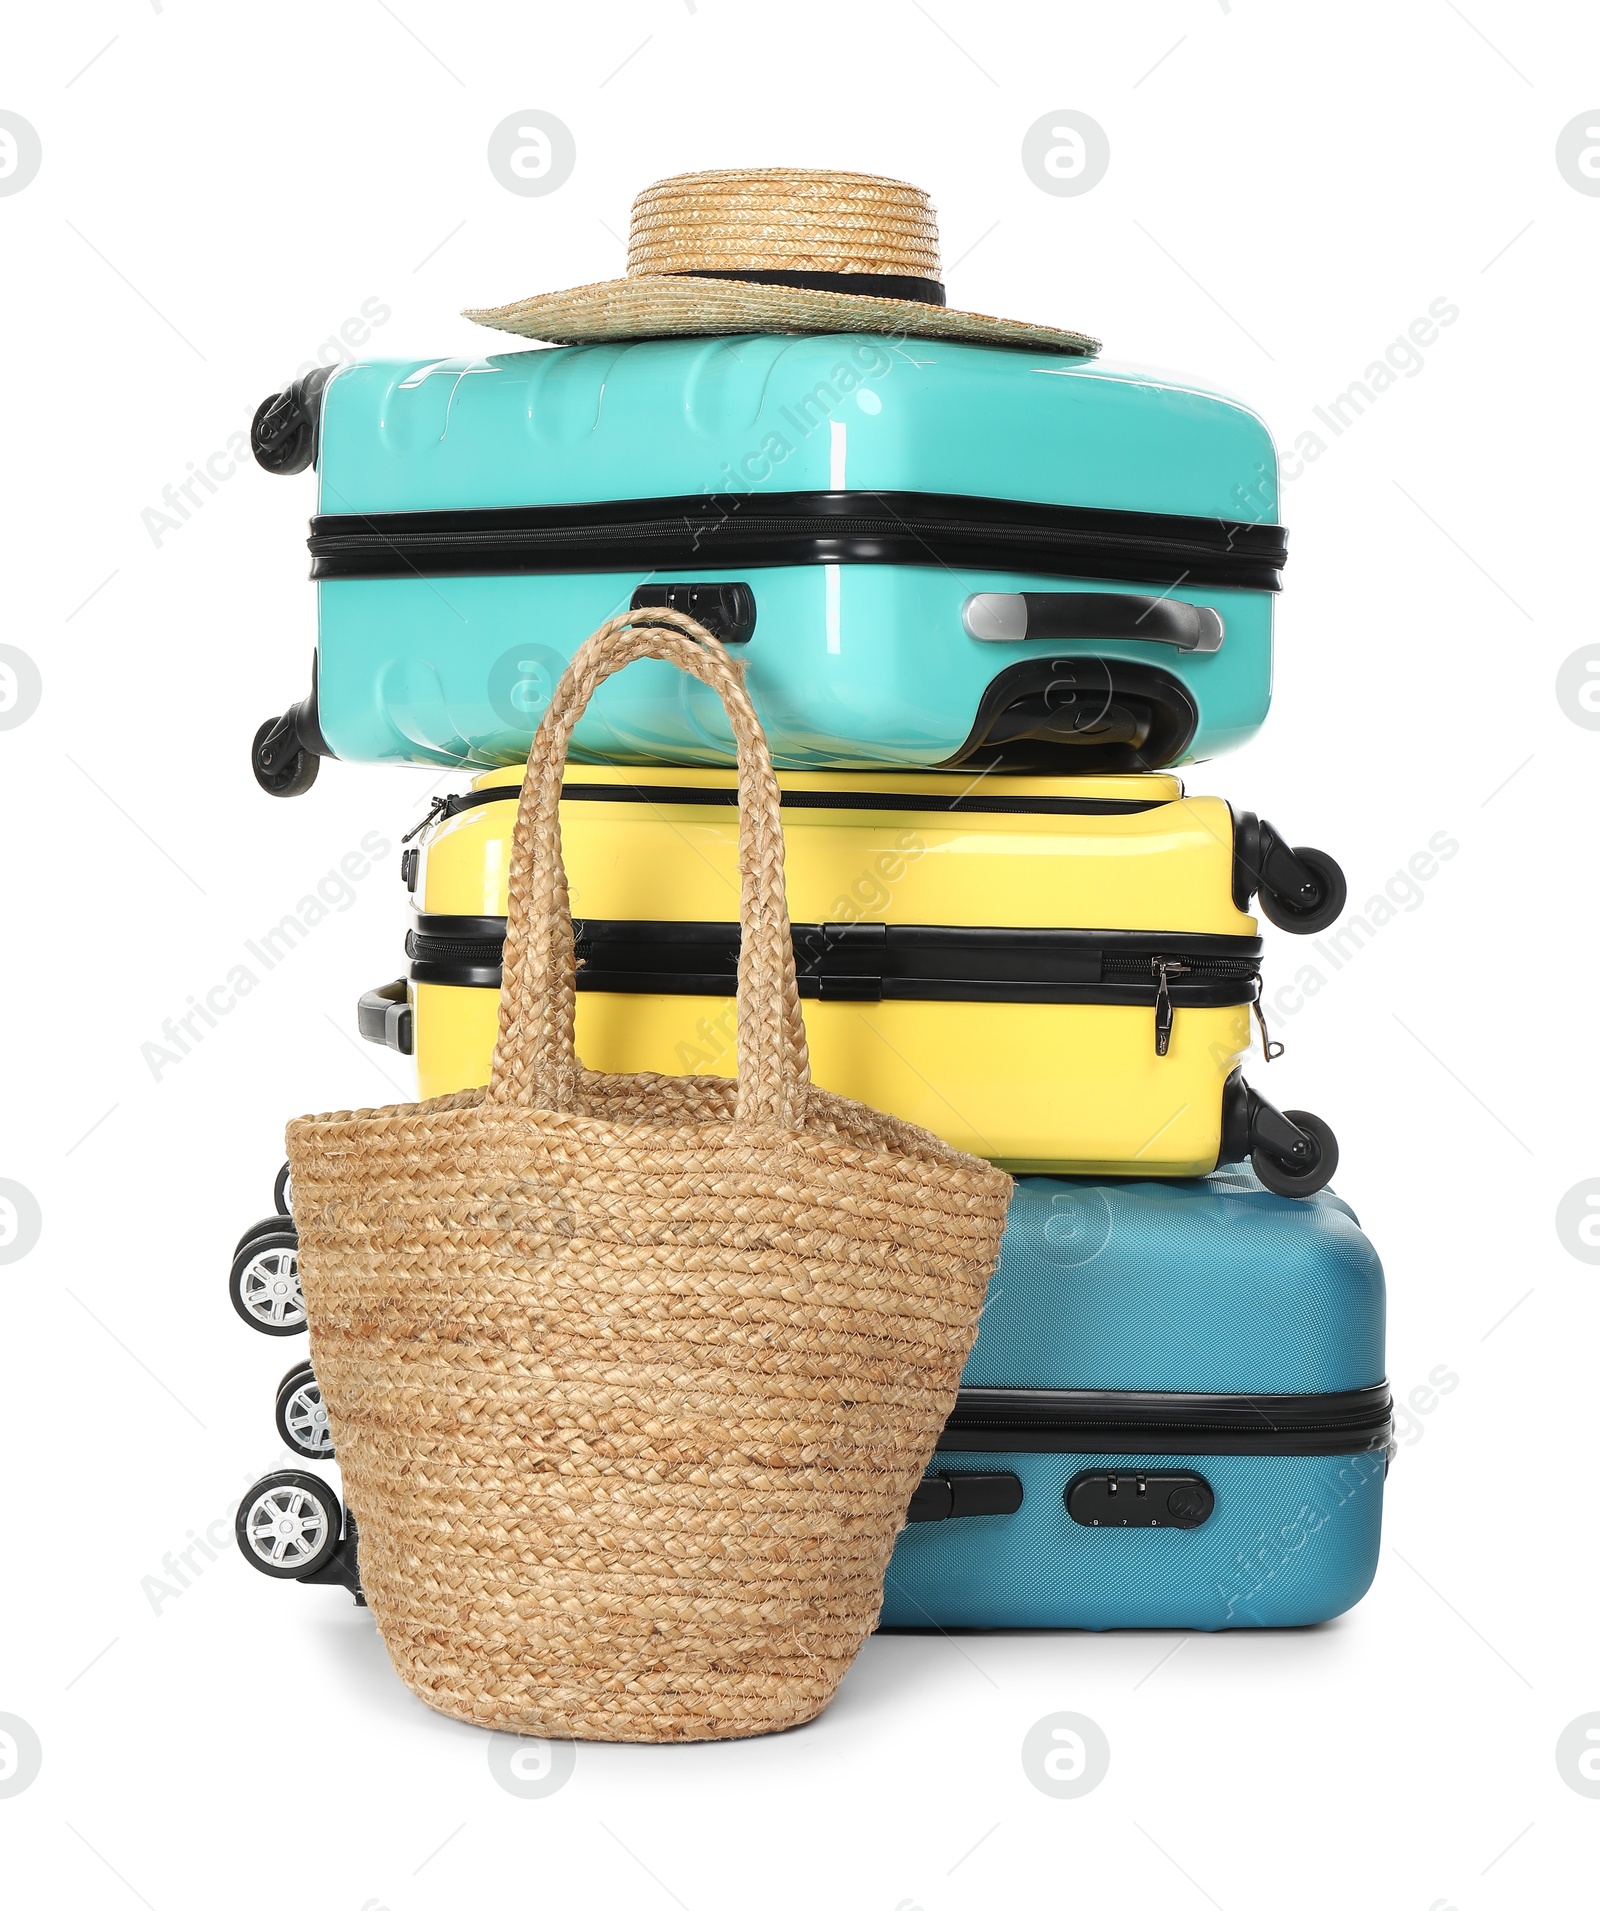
left=962, top=591, right=1224, bottom=652
left=357, top=980, right=413, bottom=1056
left=906, top=1471, right=1024, bottom=1523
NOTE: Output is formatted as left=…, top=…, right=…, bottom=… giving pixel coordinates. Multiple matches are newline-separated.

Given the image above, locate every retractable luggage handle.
left=962, top=591, right=1224, bottom=653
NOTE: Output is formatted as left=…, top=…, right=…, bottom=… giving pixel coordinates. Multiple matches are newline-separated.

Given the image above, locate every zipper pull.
left=1152, top=958, right=1190, bottom=1056
left=1252, top=978, right=1285, bottom=1061
left=401, top=795, right=450, bottom=844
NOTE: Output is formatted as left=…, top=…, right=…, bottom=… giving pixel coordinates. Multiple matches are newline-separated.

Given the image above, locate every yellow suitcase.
left=360, top=767, right=1345, bottom=1190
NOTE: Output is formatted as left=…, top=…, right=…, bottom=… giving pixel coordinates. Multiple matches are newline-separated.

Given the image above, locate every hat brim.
left=462, top=274, right=1099, bottom=356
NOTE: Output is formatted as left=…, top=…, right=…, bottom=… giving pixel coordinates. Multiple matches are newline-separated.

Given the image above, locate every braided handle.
left=486, top=609, right=811, bottom=1129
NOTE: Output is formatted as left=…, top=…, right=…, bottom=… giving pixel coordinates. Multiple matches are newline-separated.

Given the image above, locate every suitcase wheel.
left=235, top=1472, right=342, bottom=1580
left=251, top=717, right=319, bottom=798
left=233, top=1211, right=293, bottom=1263
left=1255, top=845, right=1346, bottom=935
left=1251, top=1108, right=1338, bottom=1199
left=275, top=1361, right=334, bottom=1461
left=250, top=367, right=334, bottom=477
left=229, top=1226, right=306, bottom=1336
left=273, top=1160, right=293, bottom=1218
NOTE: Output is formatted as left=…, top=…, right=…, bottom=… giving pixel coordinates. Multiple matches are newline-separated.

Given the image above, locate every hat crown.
left=626, top=167, right=942, bottom=282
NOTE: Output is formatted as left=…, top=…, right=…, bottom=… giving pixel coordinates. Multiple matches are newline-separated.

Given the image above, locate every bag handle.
left=486, top=608, right=811, bottom=1130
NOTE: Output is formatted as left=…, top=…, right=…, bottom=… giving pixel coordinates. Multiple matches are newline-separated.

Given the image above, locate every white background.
left=3, top=3, right=1597, bottom=1906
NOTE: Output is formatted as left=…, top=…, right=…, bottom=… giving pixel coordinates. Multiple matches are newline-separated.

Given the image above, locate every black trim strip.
left=936, top=1384, right=1393, bottom=1458
left=428, top=780, right=1170, bottom=822
left=404, top=918, right=1263, bottom=1003
left=308, top=490, right=1287, bottom=591
left=413, top=914, right=508, bottom=941
left=680, top=266, right=947, bottom=307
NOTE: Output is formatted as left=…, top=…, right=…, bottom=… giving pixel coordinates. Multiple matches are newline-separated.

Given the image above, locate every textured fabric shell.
left=285, top=612, right=1012, bottom=1741
left=290, top=1073, right=1008, bottom=1739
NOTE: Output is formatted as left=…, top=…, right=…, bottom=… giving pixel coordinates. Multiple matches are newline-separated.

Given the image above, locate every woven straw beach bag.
left=286, top=610, right=1012, bottom=1742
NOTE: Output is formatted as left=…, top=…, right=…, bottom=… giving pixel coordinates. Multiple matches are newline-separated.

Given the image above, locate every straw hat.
left=464, top=167, right=1099, bottom=356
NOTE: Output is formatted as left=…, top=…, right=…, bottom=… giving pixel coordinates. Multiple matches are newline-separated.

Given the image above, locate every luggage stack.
left=230, top=166, right=1391, bottom=1634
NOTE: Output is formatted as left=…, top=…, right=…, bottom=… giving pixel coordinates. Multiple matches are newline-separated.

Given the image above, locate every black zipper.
left=404, top=779, right=1171, bottom=841
left=308, top=489, right=1288, bottom=592
left=936, top=1383, right=1393, bottom=1457
left=404, top=915, right=1262, bottom=1049
left=1150, top=957, right=1187, bottom=1056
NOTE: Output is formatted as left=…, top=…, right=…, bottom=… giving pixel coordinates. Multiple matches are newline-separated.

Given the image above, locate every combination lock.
left=1064, top=1469, right=1215, bottom=1529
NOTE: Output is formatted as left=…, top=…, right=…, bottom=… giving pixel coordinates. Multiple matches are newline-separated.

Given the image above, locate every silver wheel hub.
left=245, top=1484, right=330, bottom=1568
left=284, top=1381, right=332, bottom=1456
left=240, top=1247, right=304, bottom=1328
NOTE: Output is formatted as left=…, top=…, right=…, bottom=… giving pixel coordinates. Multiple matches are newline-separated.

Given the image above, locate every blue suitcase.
left=880, top=1169, right=1391, bottom=1631
left=247, top=337, right=1285, bottom=794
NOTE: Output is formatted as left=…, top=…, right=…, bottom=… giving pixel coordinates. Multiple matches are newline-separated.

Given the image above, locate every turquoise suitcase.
left=248, top=337, right=1285, bottom=792
left=880, top=1169, right=1392, bottom=1631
